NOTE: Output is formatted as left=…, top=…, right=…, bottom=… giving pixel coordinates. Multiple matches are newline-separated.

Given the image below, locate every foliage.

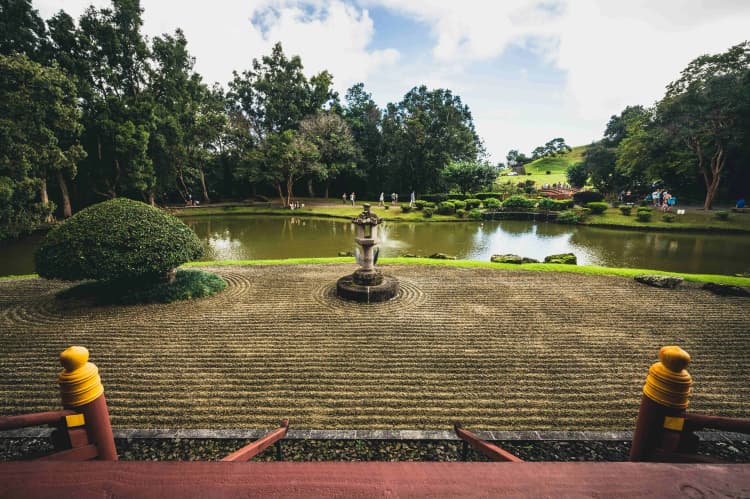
left=300, top=111, right=358, bottom=196
left=619, top=206, right=632, bottom=216
left=586, top=202, right=609, bottom=214
left=400, top=204, right=412, bottom=213
left=715, top=210, right=730, bottom=220
left=662, top=213, right=675, bottom=223
left=442, top=160, right=498, bottom=193
left=420, top=193, right=449, bottom=203
left=422, top=207, right=434, bottom=218
left=499, top=195, right=532, bottom=210
left=0, top=53, right=85, bottom=239
left=35, top=198, right=203, bottom=281
left=342, top=83, right=382, bottom=187
left=573, top=190, right=604, bottom=205
left=506, top=149, right=532, bottom=167
left=531, top=137, right=572, bottom=160
left=56, top=269, right=226, bottom=305
left=474, top=192, right=504, bottom=200
left=436, top=201, right=456, bottom=215
left=414, top=199, right=428, bottom=210
left=452, top=200, right=466, bottom=210
left=556, top=210, right=581, bottom=224
left=543, top=253, right=577, bottom=265
left=464, top=198, right=482, bottom=209
left=581, top=142, right=623, bottom=193
left=482, top=197, right=502, bottom=209
left=455, top=208, right=466, bottom=218
left=636, top=207, right=653, bottom=222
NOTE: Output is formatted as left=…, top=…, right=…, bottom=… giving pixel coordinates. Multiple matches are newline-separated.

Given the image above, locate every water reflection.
left=2, top=215, right=750, bottom=276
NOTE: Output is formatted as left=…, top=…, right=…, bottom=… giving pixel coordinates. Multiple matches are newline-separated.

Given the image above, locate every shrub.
left=662, top=213, right=675, bottom=223
left=619, top=206, right=632, bottom=216
left=35, top=198, right=203, bottom=282
left=464, top=198, right=482, bottom=209
left=483, top=197, right=502, bottom=209
left=636, top=208, right=652, bottom=222
left=455, top=208, right=466, bottom=218
left=501, top=195, right=534, bottom=210
left=468, top=208, right=483, bottom=220
left=421, top=193, right=449, bottom=203
left=414, top=200, right=428, bottom=210
left=453, top=200, right=466, bottom=210
left=400, top=204, right=412, bottom=213
left=423, top=207, right=434, bottom=218
left=546, top=170, right=551, bottom=175
left=437, top=201, right=456, bottom=215
left=446, top=193, right=468, bottom=201
left=538, top=197, right=573, bottom=211
left=556, top=210, right=581, bottom=224
left=586, top=202, right=609, bottom=214
left=572, top=190, right=604, bottom=206
left=475, top=192, right=504, bottom=200
left=716, top=210, right=730, bottom=220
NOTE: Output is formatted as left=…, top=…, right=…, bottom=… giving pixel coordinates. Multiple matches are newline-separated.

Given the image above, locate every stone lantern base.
left=336, top=272, right=399, bottom=303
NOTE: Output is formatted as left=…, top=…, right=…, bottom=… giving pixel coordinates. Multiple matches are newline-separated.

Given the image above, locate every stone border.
left=1, top=428, right=746, bottom=442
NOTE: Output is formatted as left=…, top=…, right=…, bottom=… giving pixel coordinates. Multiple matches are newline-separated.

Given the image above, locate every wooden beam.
left=221, top=420, right=289, bottom=462
left=454, top=423, right=523, bottom=462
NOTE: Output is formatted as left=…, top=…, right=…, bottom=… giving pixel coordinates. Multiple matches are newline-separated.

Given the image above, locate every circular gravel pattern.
left=0, top=264, right=748, bottom=431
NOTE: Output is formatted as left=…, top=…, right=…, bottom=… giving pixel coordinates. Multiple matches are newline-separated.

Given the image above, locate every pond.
left=2, top=215, right=749, bottom=277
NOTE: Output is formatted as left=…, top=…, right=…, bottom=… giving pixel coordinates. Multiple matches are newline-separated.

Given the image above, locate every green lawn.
left=584, top=207, right=750, bottom=233
left=497, top=145, right=589, bottom=186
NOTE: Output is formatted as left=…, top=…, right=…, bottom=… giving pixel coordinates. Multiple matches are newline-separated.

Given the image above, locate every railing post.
left=630, top=346, right=692, bottom=461
left=58, top=346, right=118, bottom=461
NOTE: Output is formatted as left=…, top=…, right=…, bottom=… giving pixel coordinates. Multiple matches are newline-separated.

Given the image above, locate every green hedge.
left=483, top=197, right=502, bottom=209
left=538, top=197, right=573, bottom=211
left=572, top=190, right=604, bottom=206
left=586, top=202, right=609, bottom=214
left=437, top=201, right=456, bottom=215
left=464, top=198, right=482, bottom=209
left=474, top=192, right=504, bottom=200
left=501, top=195, right=535, bottom=210
left=35, top=198, right=203, bottom=282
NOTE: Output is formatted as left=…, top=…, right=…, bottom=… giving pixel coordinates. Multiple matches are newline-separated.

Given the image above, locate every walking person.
left=350, top=192, right=356, bottom=206
left=342, top=192, right=347, bottom=205
left=379, top=192, right=385, bottom=207
left=410, top=191, right=416, bottom=208
left=391, top=192, right=396, bottom=206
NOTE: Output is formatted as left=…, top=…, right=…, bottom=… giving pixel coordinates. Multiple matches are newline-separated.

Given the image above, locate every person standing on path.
left=350, top=192, right=356, bottom=206
left=342, top=192, right=347, bottom=204
left=391, top=192, right=396, bottom=206
left=410, top=191, right=416, bottom=208
left=379, top=192, right=385, bottom=207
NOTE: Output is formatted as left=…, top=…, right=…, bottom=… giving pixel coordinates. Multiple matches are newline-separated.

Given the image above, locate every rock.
left=403, top=253, right=418, bottom=258
left=428, top=253, right=456, bottom=260
left=702, top=282, right=750, bottom=297
left=544, top=253, right=577, bottom=265
left=491, top=254, right=525, bottom=264
left=634, top=275, right=684, bottom=289
left=338, top=251, right=354, bottom=257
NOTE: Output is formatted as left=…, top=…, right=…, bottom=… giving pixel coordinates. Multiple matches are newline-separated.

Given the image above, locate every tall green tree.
left=656, top=42, right=750, bottom=209
left=0, top=0, right=48, bottom=61
left=381, top=86, right=481, bottom=193
left=342, top=83, right=383, bottom=190
left=0, top=54, right=85, bottom=238
left=442, top=160, right=498, bottom=193
left=299, top=111, right=357, bottom=198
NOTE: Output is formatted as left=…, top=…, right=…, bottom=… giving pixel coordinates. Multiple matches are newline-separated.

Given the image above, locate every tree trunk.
left=40, top=177, right=53, bottom=223
left=701, top=145, right=725, bottom=211
left=324, top=181, right=330, bottom=199
left=148, top=191, right=155, bottom=207
left=275, top=182, right=285, bottom=207
left=199, top=167, right=210, bottom=204
left=56, top=170, right=72, bottom=218
left=286, top=175, right=294, bottom=208
left=307, top=178, right=314, bottom=198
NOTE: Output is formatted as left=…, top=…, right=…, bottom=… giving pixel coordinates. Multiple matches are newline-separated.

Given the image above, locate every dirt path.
left=1, top=265, right=748, bottom=430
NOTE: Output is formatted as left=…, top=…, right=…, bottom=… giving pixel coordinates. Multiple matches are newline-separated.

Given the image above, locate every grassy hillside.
left=499, top=145, right=589, bottom=186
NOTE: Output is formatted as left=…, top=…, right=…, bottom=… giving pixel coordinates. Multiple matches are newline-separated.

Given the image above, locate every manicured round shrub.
left=619, top=206, right=632, bottom=216
left=538, top=197, right=573, bottom=211
left=662, top=213, right=675, bottom=223
left=35, top=198, right=203, bottom=282
left=715, top=210, right=730, bottom=220
left=636, top=207, right=652, bottom=222
left=452, top=200, right=466, bottom=210
left=400, top=204, right=412, bottom=213
left=468, top=208, right=483, bottom=220
left=572, top=190, right=604, bottom=206
left=482, top=197, right=502, bottom=209
left=464, top=198, right=482, bottom=209
left=501, top=195, right=533, bottom=210
left=556, top=210, right=581, bottom=224
left=586, top=202, right=609, bottom=214
left=455, top=208, right=466, bottom=218
left=437, top=201, right=456, bottom=215
left=414, top=200, right=428, bottom=210
left=422, top=207, right=434, bottom=218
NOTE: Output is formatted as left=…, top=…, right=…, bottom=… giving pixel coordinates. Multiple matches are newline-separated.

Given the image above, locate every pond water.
left=2, top=215, right=749, bottom=277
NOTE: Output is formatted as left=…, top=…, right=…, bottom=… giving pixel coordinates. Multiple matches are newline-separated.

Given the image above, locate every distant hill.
left=525, top=145, right=588, bottom=175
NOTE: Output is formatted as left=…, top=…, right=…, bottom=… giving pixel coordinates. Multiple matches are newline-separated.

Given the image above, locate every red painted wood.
left=0, top=410, right=75, bottom=430
left=454, top=424, right=523, bottom=462
left=0, top=462, right=747, bottom=498
left=64, top=395, right=117, bottom=461
left=66, top=428, right=90, bottom=449
left=221, top=420, right=289, bottom=462
left=35, top=444, right=98, bottom=461
left=684, top=413, right=750, bottom=434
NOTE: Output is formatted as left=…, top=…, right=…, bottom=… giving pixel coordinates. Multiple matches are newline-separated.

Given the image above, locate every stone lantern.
left=336, top=204, right=398, bottom=303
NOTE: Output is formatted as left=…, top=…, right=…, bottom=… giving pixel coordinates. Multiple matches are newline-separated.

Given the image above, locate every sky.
left=34, top=0, right=750, bottom=163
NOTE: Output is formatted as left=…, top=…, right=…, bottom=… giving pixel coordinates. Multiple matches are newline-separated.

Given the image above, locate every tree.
left=442, top=161, right=498, bottom=193
left=342, top=83, right=383, bottom=190
left=655, top=42, right=750, bottom=209
left=381, top=86, right=481, bottom=193
left=566, top=162, right=588, bottom=188
left=581, top=142, right=620, bottom=192
left=506, top=149, right=531, bottom=167
left=0, top=0, right=48, bottom=61
left=299, top=112, right=357, bottom=198
left=0, top=54, right=85, bottom=237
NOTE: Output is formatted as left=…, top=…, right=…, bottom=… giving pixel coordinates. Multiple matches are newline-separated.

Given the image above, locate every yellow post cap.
left=643, top=345, right=692, bottom=409
left=58, top=346, right=104, bottom=408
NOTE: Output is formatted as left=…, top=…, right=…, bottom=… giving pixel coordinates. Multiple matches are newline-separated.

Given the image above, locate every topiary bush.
left=464, top=198, right=482, bottom=209
left=715, top=210, right=730, bottom=221
left=586, top=202, right=609, bottom=214
left=483, top=197, right=502, bottom=209
left=556, top=210, right=581, bottom=224
left=455, top=208, right=466, bottom=218
left=400, top=204, right=412, bottom=213
left=619, top=206, right=632, bottom=216
left=662, top=213, right=675, bottom=223
left=422, top=207, right=434, bottom=218
left=538, top=197, right=573, bottom=211
left=453, top=200, right=466, bottom=210
left=35, top=198, right=203, bottom=283
left=468, top=208, right=483, bottom=220
left=636, top=207, right=652, bottom=222
left=572, top=190, right=604, bottom=206
left=501, top=195, right=534, bottom=210
left=437, top=201, right=456, bottom=215
left=414, top=200, right=428, bottom=210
